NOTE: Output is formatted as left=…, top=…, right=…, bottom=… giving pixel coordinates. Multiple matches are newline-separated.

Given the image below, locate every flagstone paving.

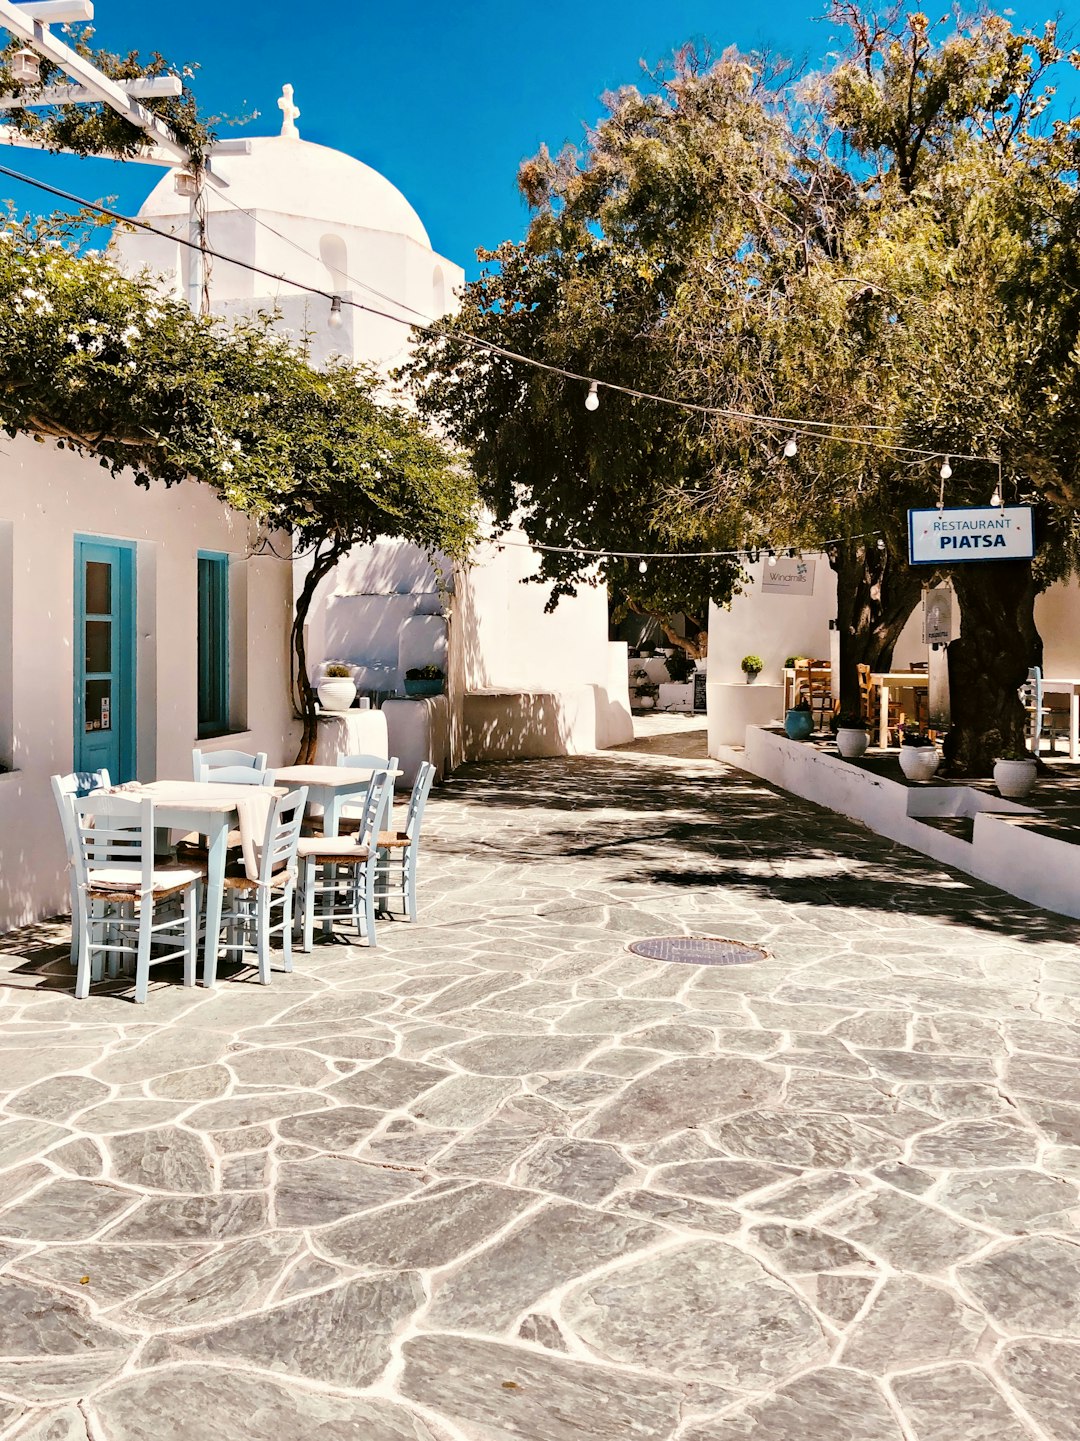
left=0, top=716, right=1079, bottom=1439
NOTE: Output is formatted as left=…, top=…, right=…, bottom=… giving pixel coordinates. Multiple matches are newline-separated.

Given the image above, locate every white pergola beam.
left=0, top=0, right=190, bottom=165
left=14, top=1, right=94, bottom=21
left=0, top=75, right=183, bottom=108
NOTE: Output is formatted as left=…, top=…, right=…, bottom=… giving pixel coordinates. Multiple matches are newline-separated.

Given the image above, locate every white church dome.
left=138, top=133, right=431, bottom=250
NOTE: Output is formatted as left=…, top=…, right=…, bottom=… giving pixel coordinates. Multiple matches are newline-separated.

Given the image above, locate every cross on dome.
left=278, top=83, right=300, bottom=139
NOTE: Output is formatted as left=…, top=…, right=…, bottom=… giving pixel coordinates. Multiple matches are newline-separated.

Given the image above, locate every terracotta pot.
left=784, top=709, right=814, bottom=741
left=994, top=757, right=1037, bottom=799
left=317, top=678, right=356, bottom=711
left=899, top=745, right=940, bottom=782
left=836, top=727, right=869, bottom=759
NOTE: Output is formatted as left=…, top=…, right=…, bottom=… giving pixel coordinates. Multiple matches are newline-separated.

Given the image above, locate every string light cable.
left=0, top=160, right=1001, bottom=469
left=477, top=530, right=883, bottom=560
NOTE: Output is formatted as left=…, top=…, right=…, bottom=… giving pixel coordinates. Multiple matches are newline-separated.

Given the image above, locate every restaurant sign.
left=908, top=506, right=1034, bottom=565
left=761, top=555, right=816, bottom=594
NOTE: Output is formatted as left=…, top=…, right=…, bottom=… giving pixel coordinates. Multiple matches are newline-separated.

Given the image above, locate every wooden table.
left=1039, top=678, right=1080, bottom=760
left=869, top=671, right=930, bottom=750
left=114, top=780, right=279, bottom=988
left=271, top=764, right=401, bottom=837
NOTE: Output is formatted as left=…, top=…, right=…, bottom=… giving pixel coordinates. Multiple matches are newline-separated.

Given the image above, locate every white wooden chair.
left=51, top=770, right=111, bottom=980
left=375, top=761, right=436, bottom=922
left=71, top=793, right=202, bottom=1002
left=214, top=788, right=308, bottom=984
left=328, top=752, right=399, bottom=835
left=295, top=771, right=393, bottom=950
left=191, top=748, right=270, bottom=785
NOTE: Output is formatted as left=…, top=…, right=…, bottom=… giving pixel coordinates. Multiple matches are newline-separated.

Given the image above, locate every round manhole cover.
left=628, top=936, right=766, bottom=966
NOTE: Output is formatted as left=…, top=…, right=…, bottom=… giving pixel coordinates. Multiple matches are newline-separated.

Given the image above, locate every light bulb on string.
left=585, top=381, right=600, bottom=412
left=783, top=437, right=798, bottom=459
left=638, top=558, right=648, bottom=574
left=877, top=538, right=886, bottom=551
left=990, top=487, right=1002, bottom=508
left=328, top=295, right=343, bottom=329
left=767, top=551, right=777, bottom=568
left=940, top=457, right=952, bottom=480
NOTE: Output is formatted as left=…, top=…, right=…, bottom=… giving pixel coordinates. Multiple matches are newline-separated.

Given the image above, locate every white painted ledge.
left=741, top=725, right=1078, bottom=919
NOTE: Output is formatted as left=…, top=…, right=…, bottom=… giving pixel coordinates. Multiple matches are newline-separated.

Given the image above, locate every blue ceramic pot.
left=784, top=708, right=814, bottom=741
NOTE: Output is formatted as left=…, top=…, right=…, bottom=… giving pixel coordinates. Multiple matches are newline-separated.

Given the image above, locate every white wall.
left=459, top=535, right=611, bottom=692
left=1036, top=578, right=1080, bottom=678
left=0, top=437, right=297, bottom=932
left=708, top=557, right=838, bottom=685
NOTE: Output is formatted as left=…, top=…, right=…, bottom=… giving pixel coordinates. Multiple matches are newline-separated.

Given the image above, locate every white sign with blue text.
left=908, top=506, right=1034, bottom=565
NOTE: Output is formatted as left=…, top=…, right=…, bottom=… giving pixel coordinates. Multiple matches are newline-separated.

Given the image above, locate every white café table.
left=1039, top=678, right=1080, bottom=761
left=107, top=780, right=282, bottom=988
left=270, top=764, right=401, bottom=837
left=869, top=671, right=930, bottom=750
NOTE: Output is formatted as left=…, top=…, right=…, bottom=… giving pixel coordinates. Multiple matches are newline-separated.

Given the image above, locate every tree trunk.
left=829, top=538, right=925, bottom=714
left=943, top=560, right=1039, bottom=776
left=291, top=541, right=347, bottom=765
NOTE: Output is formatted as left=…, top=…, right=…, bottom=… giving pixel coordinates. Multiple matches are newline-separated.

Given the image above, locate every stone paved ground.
left=1, top=716, right=1079, bottom=1441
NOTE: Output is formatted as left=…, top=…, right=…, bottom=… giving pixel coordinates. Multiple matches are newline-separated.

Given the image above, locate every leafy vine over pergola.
left=0, top=217, right=478, bottom=760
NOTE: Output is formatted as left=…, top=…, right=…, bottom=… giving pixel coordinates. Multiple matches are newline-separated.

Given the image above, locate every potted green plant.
left=741, top=654, right=764, bottom=684
left=317, top=662, right=356, bottom=711
left=404, top=664, right=445, bottom=698
left=784, top=696, right=814, bottom=740
left=899, top=728, right=940, bottom=782
left=633, top=673, right=660, bottom=710
left=994, top=745, right=1037, bottom=799
left=664, top=650, right=696, bottom=684
left=834, top=711, right=869, bottom=759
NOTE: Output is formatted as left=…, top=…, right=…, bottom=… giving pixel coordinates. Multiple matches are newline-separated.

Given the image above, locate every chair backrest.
left=348, top=770, right=394, bottom=849
left=72, top=793, right=154, bottom=894
left=51, top=770, right=111, bottom=865
left=1022, top=666, right=1044, bottom=739
left=256, top=787, right=308, bottom=885
left=339, top=751, right=396, bottom=770
left=192, top=748, right=268, bottom=783
left=403, top=762, right=436, bottom=841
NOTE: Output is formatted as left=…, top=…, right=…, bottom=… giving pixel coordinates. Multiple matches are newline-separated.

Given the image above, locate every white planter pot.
left=836, top=727, right=869, bottom=759
left=994, top=757, right=1037, bottom=799
left=899, top=745, right=940, bottom=782
left=636, top=694, right=656, bottom=711
left=317, top=678, right=357, bottom=711
left=743, top=672, right=761, bottom=684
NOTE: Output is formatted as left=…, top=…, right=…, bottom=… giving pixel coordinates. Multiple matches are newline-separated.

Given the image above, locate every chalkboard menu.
left=693, top=672, right=707, bottom=713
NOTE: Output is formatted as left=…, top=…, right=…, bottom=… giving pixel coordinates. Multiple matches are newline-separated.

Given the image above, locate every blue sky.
left=2, top=0, right=1076, bottom=275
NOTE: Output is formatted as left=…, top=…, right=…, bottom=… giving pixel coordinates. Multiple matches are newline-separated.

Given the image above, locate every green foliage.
left=405, top=665, right=444, bottom=680
left=323, top=663, right=352, bottom=678
left=664, top=649, right=695, bottom=683
left=741, top=654, right=764, bottom=675
left=0, top=217, right=477, bottom=559
left=0, top=27, right=214, bottom=160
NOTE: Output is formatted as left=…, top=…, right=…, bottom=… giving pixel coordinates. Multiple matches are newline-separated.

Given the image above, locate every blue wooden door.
left=74, top=538, right=136, bottom=782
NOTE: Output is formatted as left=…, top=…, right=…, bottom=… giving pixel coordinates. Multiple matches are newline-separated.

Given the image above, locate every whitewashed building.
left=120, top=91, right=631, bottom=779
left=0, top=438, right=296, bottom=932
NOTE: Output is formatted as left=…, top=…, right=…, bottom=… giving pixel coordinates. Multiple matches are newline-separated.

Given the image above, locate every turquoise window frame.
left=197, top=551, right=230, bottom=739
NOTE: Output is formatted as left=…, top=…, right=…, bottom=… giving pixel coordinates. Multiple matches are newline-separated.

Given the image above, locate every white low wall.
left=707, top=681, right=785, bottom=750
left=742, top=726, right=1078, bottom=918
left=463, top=688, right=599, bottom=761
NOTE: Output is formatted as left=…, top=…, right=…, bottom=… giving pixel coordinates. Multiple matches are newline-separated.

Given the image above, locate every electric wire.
left=0, top=158, right=1001, bottom=469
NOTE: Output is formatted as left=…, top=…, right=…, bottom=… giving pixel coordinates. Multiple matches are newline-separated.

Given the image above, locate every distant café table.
left=270, top=764, right=401, bottom=837
left=1039, top=678, right=1080, bottom=761
left=105, top=779, right=280, bottom=987
left=869, top=671, right=930, bottom=750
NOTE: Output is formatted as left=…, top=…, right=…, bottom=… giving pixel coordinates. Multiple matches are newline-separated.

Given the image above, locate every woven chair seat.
left=296, top=836, right=371, bottom=865
left=377, top=830, right=410, bottom=850
left=84, top=864, right=204, bottom=903
left=222, top=866, right=294, bottom=891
